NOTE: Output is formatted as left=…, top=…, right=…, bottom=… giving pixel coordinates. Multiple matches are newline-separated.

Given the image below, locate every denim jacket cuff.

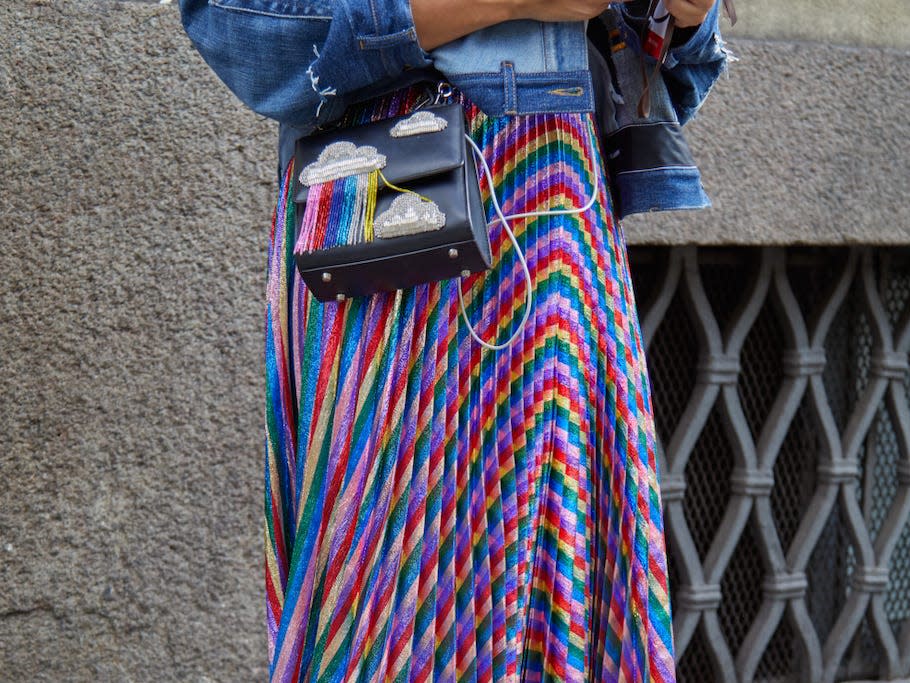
left=313, top=0, right=433, bottom=101
left=663, top=0, right=722, bottom=68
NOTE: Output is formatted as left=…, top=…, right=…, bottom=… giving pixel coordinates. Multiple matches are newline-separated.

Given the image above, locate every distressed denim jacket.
left=180, top=0, right=728, bottom=217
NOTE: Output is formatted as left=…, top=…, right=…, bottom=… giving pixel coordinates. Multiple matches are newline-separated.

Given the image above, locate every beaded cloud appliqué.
left=375, top=194, right=446, bottom=238
left=299, top=142, right=387, bottom=186
left=389, top=111, right=449, bottom=138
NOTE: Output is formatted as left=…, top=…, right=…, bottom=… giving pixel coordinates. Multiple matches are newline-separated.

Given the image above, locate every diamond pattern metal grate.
left=629, top=246, right=910, bottom=683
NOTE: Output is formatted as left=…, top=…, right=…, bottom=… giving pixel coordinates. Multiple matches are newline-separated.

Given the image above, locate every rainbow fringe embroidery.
left=295, top=169, right=380, bottom=253
left=266, top=89, right=676, bottom=682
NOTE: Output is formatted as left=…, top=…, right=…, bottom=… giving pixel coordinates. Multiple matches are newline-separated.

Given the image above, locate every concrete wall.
left=0, top=1, right=908, bottom=681
left=1, top=2, right=272, bottom=680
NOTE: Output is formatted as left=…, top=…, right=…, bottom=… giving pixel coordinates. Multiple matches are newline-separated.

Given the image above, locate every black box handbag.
left=292, top=102, right=492, bottom=302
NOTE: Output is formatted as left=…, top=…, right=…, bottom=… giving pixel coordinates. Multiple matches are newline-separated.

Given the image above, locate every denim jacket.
left=180, top=0, right=728, bottom=217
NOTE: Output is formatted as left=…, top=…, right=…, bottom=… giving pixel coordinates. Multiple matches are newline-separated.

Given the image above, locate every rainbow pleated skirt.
left=264, top=91, right=675, bottom=683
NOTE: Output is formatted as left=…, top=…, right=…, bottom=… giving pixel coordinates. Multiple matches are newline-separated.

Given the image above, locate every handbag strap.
left=459, top=133, right=600, bottom=351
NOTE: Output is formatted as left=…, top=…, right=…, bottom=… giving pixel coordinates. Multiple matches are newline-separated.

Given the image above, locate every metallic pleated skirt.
left=264, top=88, right=675, bottom=683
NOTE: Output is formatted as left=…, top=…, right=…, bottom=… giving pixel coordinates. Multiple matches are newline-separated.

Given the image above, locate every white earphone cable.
left=459, top=133, right=600, bottom=351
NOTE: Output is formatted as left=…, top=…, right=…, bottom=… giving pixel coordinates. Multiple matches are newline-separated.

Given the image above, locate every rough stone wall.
left=1, top=2, right=273, bottom=681
left=0, top=1, right=907, bottom=681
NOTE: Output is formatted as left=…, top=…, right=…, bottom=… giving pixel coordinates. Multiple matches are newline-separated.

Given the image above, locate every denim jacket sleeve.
left=658, top=0, right=728, bottom=125
left=179, top=0, right=433, bottom=130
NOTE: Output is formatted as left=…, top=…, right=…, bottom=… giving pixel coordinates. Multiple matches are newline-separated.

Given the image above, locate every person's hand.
left=663, top=0, right=713, bottom=28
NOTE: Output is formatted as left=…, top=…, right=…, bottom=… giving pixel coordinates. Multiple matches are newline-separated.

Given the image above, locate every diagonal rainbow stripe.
left=264, top=88, right=675, bottom=682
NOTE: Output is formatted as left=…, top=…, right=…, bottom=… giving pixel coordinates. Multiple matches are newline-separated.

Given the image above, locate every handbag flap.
left=294, top=103, right=466, bottom=204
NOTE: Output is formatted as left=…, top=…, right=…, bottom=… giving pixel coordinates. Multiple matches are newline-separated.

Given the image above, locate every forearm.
left=411, top=0, right=516, bottom=50
left=412, top=0, right=641, bottom=50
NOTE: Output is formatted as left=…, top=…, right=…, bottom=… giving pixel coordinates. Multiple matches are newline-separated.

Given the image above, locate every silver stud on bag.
left=335, top=293, right=346, bottom=302
left=375, top=194, right=446, bottom=239
left=321, top=272, right=332, bottom=282
left=448, top=248, right=459, bottom=259
left=461, top=269, right=471, bottom=278
left=389, top=111, right=449, bottom=138
left=299, top=142, right=387, bottom=186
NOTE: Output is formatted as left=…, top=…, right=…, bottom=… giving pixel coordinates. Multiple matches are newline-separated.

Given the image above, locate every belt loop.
left=501, top=61, right=517, bottom=115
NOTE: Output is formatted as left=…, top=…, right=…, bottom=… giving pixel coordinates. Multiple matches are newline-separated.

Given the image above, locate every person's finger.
left=663, top=0, right=708, bottom=27
left=663, top=0, right=699, bottom=23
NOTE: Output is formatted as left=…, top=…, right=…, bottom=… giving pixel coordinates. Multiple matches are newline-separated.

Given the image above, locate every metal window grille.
left=628, top=246, right=910, bottom=683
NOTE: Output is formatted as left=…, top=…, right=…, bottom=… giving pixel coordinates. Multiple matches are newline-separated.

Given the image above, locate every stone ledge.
left=726, top=0, right=910, bottom=50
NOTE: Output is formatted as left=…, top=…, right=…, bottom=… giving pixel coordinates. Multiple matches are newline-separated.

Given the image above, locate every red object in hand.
left=643, top=0, right=673, bottom=60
